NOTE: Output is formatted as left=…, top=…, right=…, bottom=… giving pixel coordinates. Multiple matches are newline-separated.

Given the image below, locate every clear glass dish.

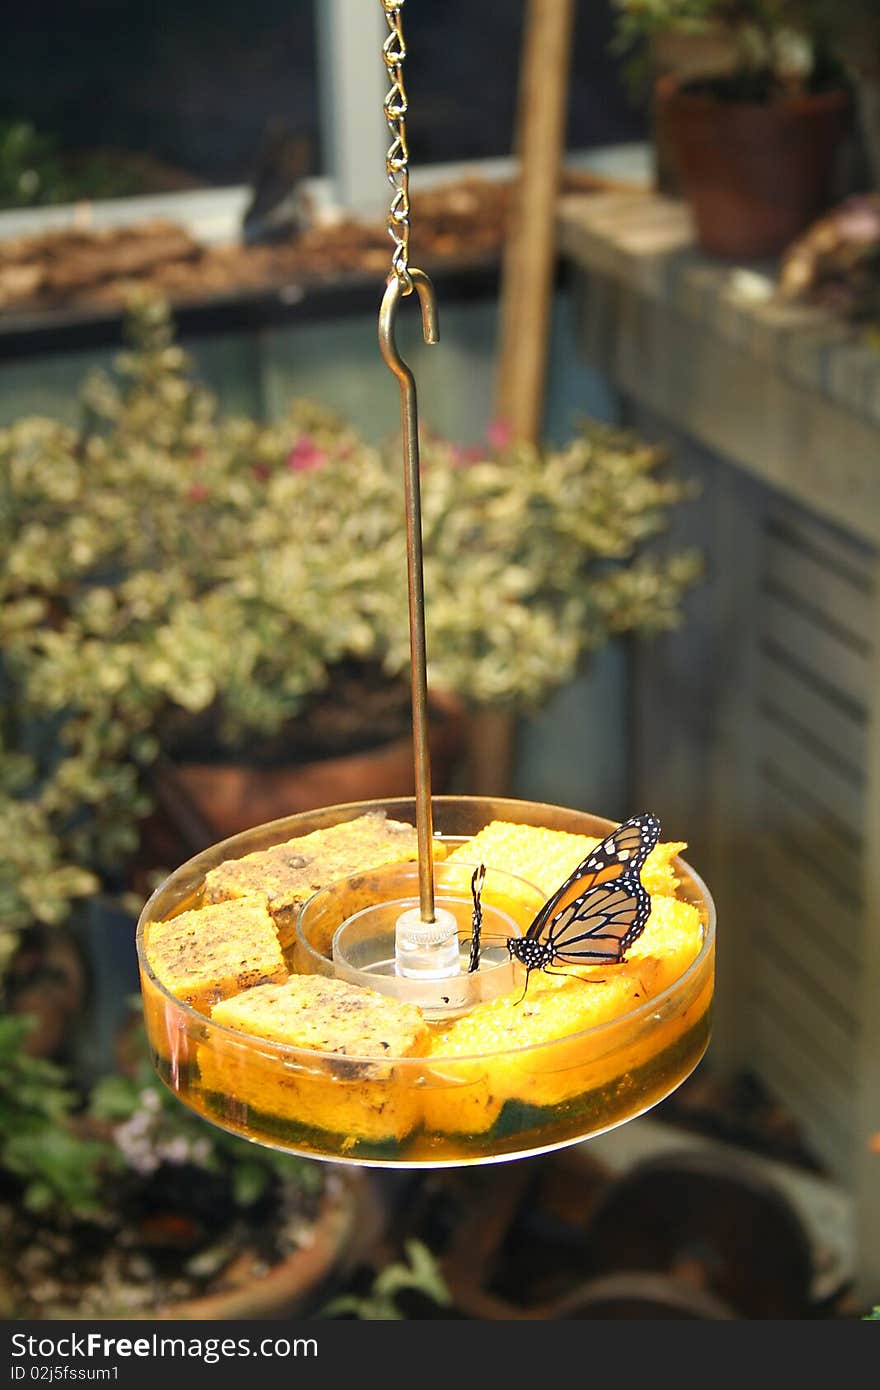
left=136, top=795, right=715, bottom=1167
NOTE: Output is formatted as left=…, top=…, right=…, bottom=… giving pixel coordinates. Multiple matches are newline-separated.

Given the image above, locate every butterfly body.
left=506, top=814, right=661, bottom=993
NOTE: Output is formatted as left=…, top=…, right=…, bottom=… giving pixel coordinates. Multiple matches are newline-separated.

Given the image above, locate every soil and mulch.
left=159, top=665, right=419, bottom=771
left=1, top=1159, right=327, bottom=1320
left=0, top=169, right=627, bottom=317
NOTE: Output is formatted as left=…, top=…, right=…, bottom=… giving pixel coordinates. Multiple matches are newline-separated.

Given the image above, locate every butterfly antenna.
left=467, top=862, right=486, bottom=974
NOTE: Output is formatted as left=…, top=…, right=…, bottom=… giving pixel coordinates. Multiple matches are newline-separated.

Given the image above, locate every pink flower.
left=836, top=196, right=880, bottom=243
left=449, top=443, right=483, bottom=465
left=486, top=418, right=513, bottom=450
left=187, top=482, right=210, bottom=502
left=286, top=437, right=328, bottom=472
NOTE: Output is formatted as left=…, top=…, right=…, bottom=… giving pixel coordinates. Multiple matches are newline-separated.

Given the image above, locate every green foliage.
left=0, top=122, right=66, bottom=209
left=0, top=292, right=699, bottom=881
left=610, top=0, right=831, bottom=95
left=89, top=1018, right=321, bottom=1206
left=0, top=745, right=98, bottom=987
left=612, top=0, right=724, bottom=47
left=0, top=121, right=144, bottom=211
left=321, top=1239, right=452, bottom=1320
left=793, top=1, right=880, bottom=72
left=0, top=1002, right=319, bottom=1228
left=0, top=1015, right=111, bottom=1215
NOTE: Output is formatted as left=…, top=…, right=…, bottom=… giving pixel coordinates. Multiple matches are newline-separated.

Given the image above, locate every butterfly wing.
left=582, top=812, right=661, bottom=879
left=524, top=813, right=661, bottom=944
left=543, top=871, right=652, bottom=965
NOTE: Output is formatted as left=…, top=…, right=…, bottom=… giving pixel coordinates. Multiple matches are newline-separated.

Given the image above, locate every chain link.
left=381, top=1, right=411, bottom=290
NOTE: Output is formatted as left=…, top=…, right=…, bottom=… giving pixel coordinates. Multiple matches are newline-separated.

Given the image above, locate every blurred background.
left=2, top=0, right=879, bottom=1322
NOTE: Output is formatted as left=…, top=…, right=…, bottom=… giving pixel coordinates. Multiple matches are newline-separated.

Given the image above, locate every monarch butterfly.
left=507, top=813, right=661, bottom=994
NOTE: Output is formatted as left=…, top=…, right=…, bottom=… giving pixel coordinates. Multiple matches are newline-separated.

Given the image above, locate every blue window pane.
left=405, top=1, right=646, bottom=164
left=0, top=0, right=319, bottom=198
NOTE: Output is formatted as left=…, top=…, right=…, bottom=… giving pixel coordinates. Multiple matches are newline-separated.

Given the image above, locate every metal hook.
left=378, top=267, right=439, bottom=923
left=378, top=268, right=439, bottom=378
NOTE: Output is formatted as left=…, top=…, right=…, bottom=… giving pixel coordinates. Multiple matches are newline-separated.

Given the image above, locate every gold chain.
left=381, top=1, right=411, bottom=291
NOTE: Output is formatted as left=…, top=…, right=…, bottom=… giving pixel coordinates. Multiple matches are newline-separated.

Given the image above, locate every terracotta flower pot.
left=648, top=25, right=743, bottom=194
left=6, top=926, right=87, bottom=1060
left=138, top=688, right=467, bottom=863
left=657, top=80, right=851, bottom=259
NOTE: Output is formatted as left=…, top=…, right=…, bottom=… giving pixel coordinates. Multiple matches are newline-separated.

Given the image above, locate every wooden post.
left=467, top=0, right=576, bottom=795
left=494, top=0, right=576, bottom=440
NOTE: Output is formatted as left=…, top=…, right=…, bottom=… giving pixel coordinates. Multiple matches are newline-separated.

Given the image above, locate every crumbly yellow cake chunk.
left=144, top=896, right=286, bottom=1012
left=423, top=892, right=705, bottom=1135
left=200, top=975, right=429, bottom=1146
left=626, top=893, right=704, bottom=982
left=431, top=965, right=644, bottom=1058
left=203, top=811, right=423, bottom=950
left=447, top=820, right=686, bottom=899
left=210, top=974, right=429, bottom=1059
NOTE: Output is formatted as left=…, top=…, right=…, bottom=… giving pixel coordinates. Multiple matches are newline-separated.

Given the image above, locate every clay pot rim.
left=552, top=1269, right=739, bottom=1320
left=166, top=684, right=467, bottom=776
left=656, top=75, right=851, bottom=120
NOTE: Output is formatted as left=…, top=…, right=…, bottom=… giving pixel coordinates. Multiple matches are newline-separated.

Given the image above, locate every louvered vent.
left=752, top=507, right=873, bottom=1183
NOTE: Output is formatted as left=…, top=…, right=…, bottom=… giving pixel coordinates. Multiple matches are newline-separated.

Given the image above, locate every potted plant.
left=0, top=760, right=370, bottom=1320
left=611, top=1, right=852, bottom=258
left=0, top=292, right=464, bottom=876
left=0, top=997, right=370, bottom=1320
left=0, top=291, right=699, bottom=893
left=321, top=1239, right=456, bottom=1320
left=0, top=753, right=98, bottom=1061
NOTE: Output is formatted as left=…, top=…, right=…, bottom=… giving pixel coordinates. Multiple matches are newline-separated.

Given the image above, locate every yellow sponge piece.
left=201, top=975, right=428, bottom=1146
left=144, top=896, right=286, bottom=1012
left=423, top=887, right=705, bottom=1138
left=446, top=820, right=686, bottom=902
left=210, top=974, right=429, bottom=1059
left=203, top=811, right=424, bottom=951
left=627, top=893, right=704, bottom=985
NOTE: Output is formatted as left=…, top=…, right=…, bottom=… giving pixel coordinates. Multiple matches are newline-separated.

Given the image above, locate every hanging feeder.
left=136, top=2, right=715, bottom=1169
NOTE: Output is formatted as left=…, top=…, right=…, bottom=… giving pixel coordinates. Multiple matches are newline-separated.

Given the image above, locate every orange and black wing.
left=523, top=812, right=660, bottom=945
left=542, top=872, right=652, bottom=965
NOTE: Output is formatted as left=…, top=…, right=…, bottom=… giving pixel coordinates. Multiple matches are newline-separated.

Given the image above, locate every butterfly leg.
left=543, top=966, right=607, bottom=987
left=513, top=968, right=534, bottom=1007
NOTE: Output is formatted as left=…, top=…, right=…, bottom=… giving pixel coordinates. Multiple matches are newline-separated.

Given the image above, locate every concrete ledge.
left=558, top=189, right=880, bottom=430
left=559, top=190, right=880, bottom=547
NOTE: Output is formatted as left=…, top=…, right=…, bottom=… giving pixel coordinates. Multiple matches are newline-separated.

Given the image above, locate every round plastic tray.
left=136, top=795, right=715, bottom=1167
